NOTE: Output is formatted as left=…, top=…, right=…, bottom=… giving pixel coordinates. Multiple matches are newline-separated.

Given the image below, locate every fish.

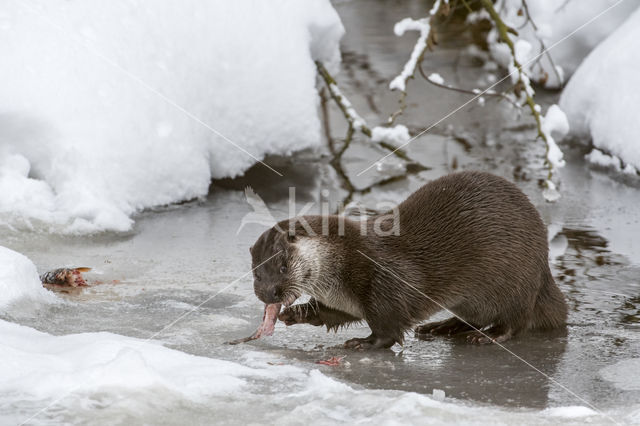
left=226, top=303, right=282, bottom=345
left=40, top=267, right=91, bottom=289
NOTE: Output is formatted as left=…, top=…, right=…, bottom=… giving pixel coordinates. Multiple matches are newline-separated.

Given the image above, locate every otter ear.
left=286, top=233, right=297, bottom=243
left=249, top=245, right=253, bottom=254
left=277, top=232, right=296, bottom=247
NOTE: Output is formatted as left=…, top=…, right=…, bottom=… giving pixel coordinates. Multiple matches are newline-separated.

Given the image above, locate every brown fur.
left=250, top=171, right=567, bottom=349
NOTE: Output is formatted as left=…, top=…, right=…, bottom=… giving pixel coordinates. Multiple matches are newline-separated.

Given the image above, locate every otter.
left=249, top=171, right=567, bottom=349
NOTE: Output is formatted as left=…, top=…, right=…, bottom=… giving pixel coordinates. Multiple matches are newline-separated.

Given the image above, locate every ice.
left=548, top=223, right=569, bottom=262
left=560, top=6, right=640, bottom=172
left=0, top=246, right=57, bottom=309
left=0, top=0, right=344, bottom=234
left=600, top=359, right=640, bottom=391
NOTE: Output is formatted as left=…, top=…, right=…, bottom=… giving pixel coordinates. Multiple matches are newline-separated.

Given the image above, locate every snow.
left=327, top=82, right=368, bottom=132
left=0, top=319, right=279, bottom=404
left=560, top=6, right=640, bottom=173
left=486, top=0, right=638, bottom=88
left=429, top=0, right=449, bottom=17
left=371, top=125, right=411, bottom=147
left=586, top=149, right=622, bottom=171
left=0, top=316, right=628, bottom=424
left=0, top=154, right=57, bottom=228
left=0, top=0, right=344, bottom=234
left=432, top=388, right=446, bottom=402
left=389, top=18, right=431, bottom=92
left=427, top=73, right=444, bottom=85
left=541, top=104, right=569, bottom=169
left=542, top=406, right=598, bottom=418
left=0, top=246, right=56, bottom=309
left=543, top=180, right=561, bottom=203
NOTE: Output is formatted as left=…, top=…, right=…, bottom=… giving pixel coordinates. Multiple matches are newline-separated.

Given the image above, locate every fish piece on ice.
left=40, top=267, right=91, bottom=288
left=227, top=303, right=282, bottom=345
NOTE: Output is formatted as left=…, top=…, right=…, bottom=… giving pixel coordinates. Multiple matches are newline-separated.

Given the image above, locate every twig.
left=418, top=62, right=521, bottom=109
left=520, top=0, right=563, bottom=87
left=481, top=0, right=554, bottom=181
left=315, top=61, right=412, bottom=162
left=315, top=61, right=371, bottom=137
left=319, top=87, right=335, bottom=156
left=386, top=7, right=441, bottom=125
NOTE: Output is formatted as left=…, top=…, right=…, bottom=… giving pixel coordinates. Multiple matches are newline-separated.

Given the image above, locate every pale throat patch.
left=293, top=237, right=364, bottom=319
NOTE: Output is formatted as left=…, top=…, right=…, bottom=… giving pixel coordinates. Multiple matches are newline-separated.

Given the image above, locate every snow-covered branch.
left=315, top=60, right=412, bottom=161
left=386, top=0, right=449, bottom=125
left=315, top=60, right=371, bottom=138
left=481, top=0, right=568, bottom=201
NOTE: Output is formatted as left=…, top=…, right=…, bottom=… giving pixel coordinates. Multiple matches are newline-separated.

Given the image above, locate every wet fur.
left=251, top=171, right=567, bottom=348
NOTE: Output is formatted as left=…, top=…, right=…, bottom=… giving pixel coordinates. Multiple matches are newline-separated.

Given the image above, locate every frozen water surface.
left=2, top=0, right=640, bottom=424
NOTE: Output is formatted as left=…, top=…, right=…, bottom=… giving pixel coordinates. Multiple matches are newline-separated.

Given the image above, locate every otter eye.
left=279, top=265, right=287, bottom=274
left=255, top=274, right=261, bottom=282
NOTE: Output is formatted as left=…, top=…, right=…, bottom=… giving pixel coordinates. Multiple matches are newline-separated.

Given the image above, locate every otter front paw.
left=344, top=334, right=396, bottom=350
left=278, top=304, right=324, bottom=327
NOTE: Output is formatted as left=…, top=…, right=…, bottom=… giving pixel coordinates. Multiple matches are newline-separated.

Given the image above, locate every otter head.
left=249, top=222, right=323, bottom=306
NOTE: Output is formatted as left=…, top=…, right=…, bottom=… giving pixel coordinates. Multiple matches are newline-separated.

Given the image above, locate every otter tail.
left=530, top=267, right=568, bottom=330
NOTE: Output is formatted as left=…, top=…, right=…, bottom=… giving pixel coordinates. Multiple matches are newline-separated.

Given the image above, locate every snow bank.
left=481, top=0, right=638, bottom=88
left=0, top=246, right=56, bottom=309
left=585, top=149, right=638, bottom=175
left=0, top=320, right=293, bottom=406
left=0, top=0, right=344, bottom=233
left=560, top=7, right=640, bottom=172
left=0, top=318, right=622, bottom=424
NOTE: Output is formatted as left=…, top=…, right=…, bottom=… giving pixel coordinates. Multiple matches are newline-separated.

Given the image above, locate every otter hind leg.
left=415, top=317, right=475, bottom=337
left=465, top=324, right=513, bottom=345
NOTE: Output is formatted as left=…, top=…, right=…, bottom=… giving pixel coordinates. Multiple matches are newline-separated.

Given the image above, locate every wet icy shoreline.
left=2, top=144, right=640, bottom=424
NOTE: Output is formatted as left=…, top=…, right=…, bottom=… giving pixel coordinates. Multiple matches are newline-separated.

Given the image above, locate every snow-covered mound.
left=0, top=246, right=56, bottom=309
left=1, top=319, right=615, bottom=425
left=560, top=7, right=640, bottom=172
left=479, top=0, right=638, bottom=88
left=0, top=320, right=271, bottom=403
left=0, top=0, right=344, bottom=233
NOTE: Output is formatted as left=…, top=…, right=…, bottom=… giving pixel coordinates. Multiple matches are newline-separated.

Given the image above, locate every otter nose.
left=255, top=284, right=280, bottom=304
